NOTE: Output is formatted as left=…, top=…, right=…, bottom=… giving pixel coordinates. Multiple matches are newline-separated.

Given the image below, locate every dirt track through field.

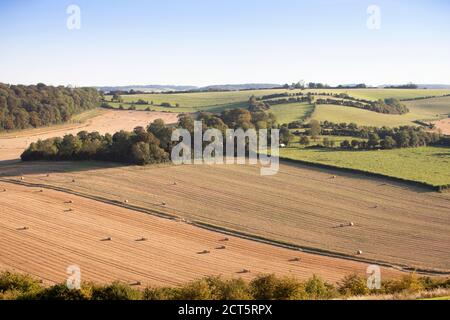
left=0, top=110, right=178, bottom=161
left=0, top=182, right=403, bottom=287
left=1, top=161, right=449, bottom=274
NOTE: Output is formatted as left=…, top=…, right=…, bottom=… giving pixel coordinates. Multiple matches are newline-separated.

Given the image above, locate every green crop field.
left=106, top=89, right=450, bottom=108
left=311, top=94, right=450, bottom=127
left=404, top=96, right=450, bottom=119
left=268, top=102, right=314, bottom=125
left=104, top=89, right=450, bottom=128
left=305, top=89, right=450, bottom=101
left=280, top=146, right=450, bottom=187
left=105, top=89, right=290, bottom=113
left=310, top=104, right=427, bottom=127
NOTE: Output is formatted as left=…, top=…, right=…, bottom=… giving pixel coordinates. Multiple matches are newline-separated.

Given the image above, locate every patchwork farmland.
left=1, top=87, right=449, bottom=293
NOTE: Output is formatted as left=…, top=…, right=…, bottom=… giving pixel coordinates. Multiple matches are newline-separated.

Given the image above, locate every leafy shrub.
left=176, top=279, right=215, bottom=300
left=338, top=274, right=369, bottom=297
left=91, top=282, right=141, bottom=300
left=382, top=274, right=424, bottom=294
left=30, top=284, right=91, bottom=300
left=143, top=287, right=181, bottom=300
left=250, top=274, right=307, bottom=300
left=304, top=275, right=336, bottom=300
left=0, top=272, right=42, bottom=296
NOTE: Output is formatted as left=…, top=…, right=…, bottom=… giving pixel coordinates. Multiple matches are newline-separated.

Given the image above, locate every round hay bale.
left=124, top=199, right=129, bottom=204
left=356, top=250, right=363, bottom=255
left=349, top=222, right=355, bottom=227
left=72, top=179, right=76, bottom=183
left=20, top=176, right=25, bottom=181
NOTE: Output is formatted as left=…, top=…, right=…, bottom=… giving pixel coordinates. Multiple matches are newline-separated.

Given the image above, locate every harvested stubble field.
left=0, top=182, right=402, bottom=287
left=431, top=118, right=450, bottom=135
left=0, top=109, right=179, bottom=161
left=1, top=161, right=449, bottom=274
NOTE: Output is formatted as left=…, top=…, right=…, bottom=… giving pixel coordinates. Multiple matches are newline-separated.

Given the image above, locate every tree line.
left=21, top=108, right=279, bottom=165
left=1, top=271, right=448, bottom=300
left=384, top=83, right=418, bottom=89
left=255, top=91, right=409, bottom=115
left=293, top=120, right=445, bottom=150
left=0, top=83, right=102, bottom=131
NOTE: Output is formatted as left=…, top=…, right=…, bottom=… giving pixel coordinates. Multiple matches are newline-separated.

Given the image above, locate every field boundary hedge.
left=278, top=156, right=450, bottom=192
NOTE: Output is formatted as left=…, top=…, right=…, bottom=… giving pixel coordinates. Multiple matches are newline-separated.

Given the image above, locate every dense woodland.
left=21, top=108, right=278, bottom=165
left=0, top=83, right=101, bottom=131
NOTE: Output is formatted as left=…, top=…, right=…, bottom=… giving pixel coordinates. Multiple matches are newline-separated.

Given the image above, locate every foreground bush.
left=0, top=271, right=448, bottom=300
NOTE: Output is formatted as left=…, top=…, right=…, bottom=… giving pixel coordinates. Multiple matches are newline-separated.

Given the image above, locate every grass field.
left=105, top=89, right=450, bottom=115
left=404, top=96, right=450, bottom=119
left=106, top=89, right=282, bottom=113
left=311, top=104, right=426, bottom=127
left=267, top=102, right=314, bottom=125
left=280, top=146, right=450, bottom=187
left=306, top=89, right=450, bottom=101
left=104, top=89, right=450, bottom=128
left=310, top=94, right=450, bottom=126
left=1, top=161, right=449, bottom=272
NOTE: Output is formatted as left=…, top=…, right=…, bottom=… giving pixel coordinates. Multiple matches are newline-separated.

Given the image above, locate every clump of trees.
left=292, top=120, right=446, bottom=151
left=220, top=108, right=277, bottom=130
left=21, top=108, right=280, bottom=165
left=1, top=271, right=448, bottom=300
left=21, top=126, right=169, bottom=165
left=314, top=97, right=409, bottom=114
left=322, top=121, right=442, bottom=150
left=0, top=83, right=102, bottom=131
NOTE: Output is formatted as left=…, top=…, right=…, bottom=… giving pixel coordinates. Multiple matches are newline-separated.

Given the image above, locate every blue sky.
left=0, top=0, right=449, bottom=86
